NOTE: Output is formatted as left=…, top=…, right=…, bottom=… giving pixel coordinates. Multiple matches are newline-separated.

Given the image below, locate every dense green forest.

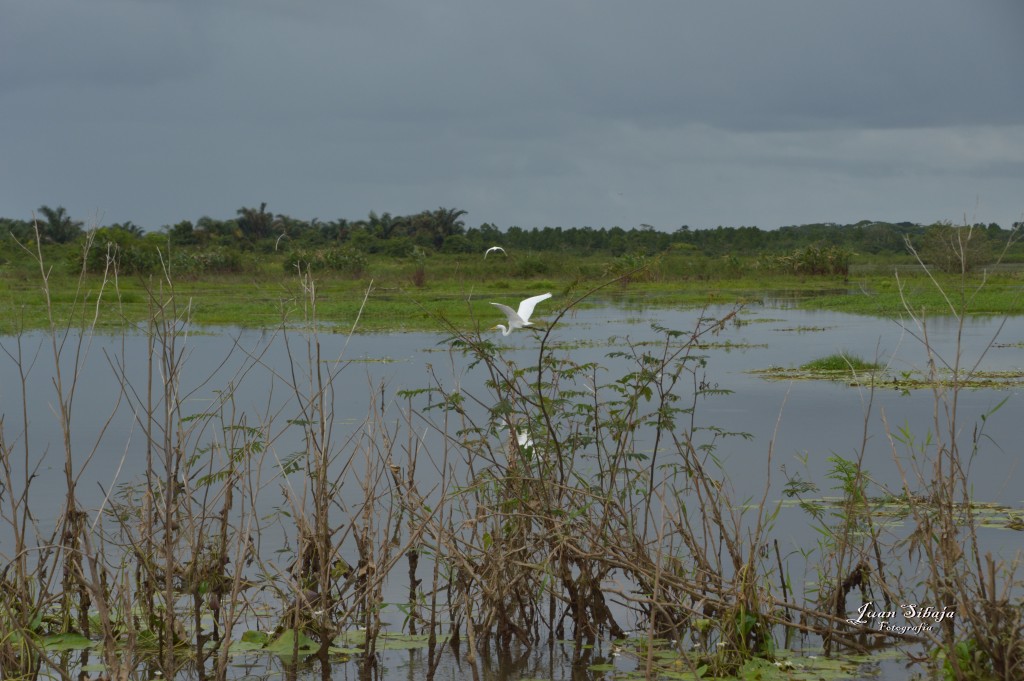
left=2, top=203, right=1021, bottom=277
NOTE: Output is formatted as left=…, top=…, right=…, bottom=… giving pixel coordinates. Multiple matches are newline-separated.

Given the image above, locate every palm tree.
left=110, top=221, right=144, bottom=236
left=320, top=218, right=352, bottom=243
left=367, top=211, right=408, bottom=240
left=167, top=220, right=198, bottom=245
left=235, top=202, right=279, bottom=242
left=432, top=207, right=467, bottom=248
left=410, top=207, right=467, bottom=249
left=35, top=205, right=84, bottom=244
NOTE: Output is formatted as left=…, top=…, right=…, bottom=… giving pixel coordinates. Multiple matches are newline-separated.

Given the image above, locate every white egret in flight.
left=484, top=246, right=507, bottom=258
left=490, top=292, right=552, bottom=336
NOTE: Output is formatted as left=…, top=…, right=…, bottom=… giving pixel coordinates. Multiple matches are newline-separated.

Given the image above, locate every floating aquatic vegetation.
left=731, top=316, right=786, bottom=327
left=750, top=362, right=1024, bottom=391
left=598, top=637, right=908, bottom=680
left=774, top=495, right=1024, bottom=532
left=775, top=325, right=833, bottom=333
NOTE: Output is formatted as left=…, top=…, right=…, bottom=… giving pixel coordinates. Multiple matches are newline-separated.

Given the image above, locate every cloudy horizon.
left=3, top=1, right=1023, bottom=232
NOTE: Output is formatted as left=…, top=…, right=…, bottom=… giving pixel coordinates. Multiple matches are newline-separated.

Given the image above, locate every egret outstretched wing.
left=490, top=302, right=520, bottom=325
left=515, top=292, right=552, bottom=324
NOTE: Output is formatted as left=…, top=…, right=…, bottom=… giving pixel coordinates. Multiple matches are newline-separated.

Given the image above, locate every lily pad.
left=227, top=630, right=272, bottom=653
left=41, top=632, right=94, bottom=651
left=587, top=662, right=616, bottom=671
left=264, top=629, right=319, bottom=658
left=331, top=630, right=439, bottom=652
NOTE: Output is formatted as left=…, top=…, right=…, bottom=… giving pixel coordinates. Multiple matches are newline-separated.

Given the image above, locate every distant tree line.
left=1, top=204, right=1020, bottom=275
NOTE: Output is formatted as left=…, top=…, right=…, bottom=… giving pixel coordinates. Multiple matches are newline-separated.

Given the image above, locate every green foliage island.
left=2, top=204, right=1022, bottom=333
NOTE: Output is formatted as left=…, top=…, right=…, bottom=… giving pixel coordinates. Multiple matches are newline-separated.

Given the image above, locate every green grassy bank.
left=1, top=250, right=1022, bottom=334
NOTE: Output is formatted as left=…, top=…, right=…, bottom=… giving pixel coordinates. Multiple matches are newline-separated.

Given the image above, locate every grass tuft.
left=800, top=353, right=881, bottom=372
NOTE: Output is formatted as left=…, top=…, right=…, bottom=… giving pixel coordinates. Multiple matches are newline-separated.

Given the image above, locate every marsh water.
left=3, top=298, right=1023, bottom=680
left=7, top=302, right=1021, bottom=510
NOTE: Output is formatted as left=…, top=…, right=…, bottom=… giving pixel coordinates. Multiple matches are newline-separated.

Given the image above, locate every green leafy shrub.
left=605, top=251, right=660, bottom=283
left=440, top=234, right=474, bottom=254
left=380, top=237, right=415, bottom=258
left=918, top=222, right=994, bottom=274
left=82, top=228, right=162, bottom=274
left=169, top=247, right=244, bottom=275
left=756, top=243, right=852, bottom=276
left=513, top=255, right=552, bottom=277
left=284, top=247, right=367, bottom=275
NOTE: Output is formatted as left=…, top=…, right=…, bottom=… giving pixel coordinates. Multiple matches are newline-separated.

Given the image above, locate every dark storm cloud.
left=250, top=0, right=1024, bottom=132
left=1, top=1, right=209, bottom=91
left=1, top=0, right=1022, bottom=230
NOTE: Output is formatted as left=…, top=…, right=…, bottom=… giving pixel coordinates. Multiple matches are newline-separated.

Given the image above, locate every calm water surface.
left=2, top=300, right=1021, bottom=680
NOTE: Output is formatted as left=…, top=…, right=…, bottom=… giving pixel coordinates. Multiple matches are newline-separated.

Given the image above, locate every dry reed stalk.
left=875, top=227, right=1024, bottom=679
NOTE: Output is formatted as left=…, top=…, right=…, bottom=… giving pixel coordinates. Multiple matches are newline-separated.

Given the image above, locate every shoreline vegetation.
left=1, top=258, right=1023, bottom=335
left=1, top=206, right=1022, bottom=333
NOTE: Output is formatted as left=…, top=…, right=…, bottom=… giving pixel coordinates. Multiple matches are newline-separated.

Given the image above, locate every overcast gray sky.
left=3, top=1, right=1023, bottom=232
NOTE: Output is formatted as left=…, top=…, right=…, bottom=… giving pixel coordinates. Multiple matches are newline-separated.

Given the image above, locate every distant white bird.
left=502, top=423, right=544, bottom=462
left=484, top=246, right=507, bottom=258
left=490, top=292, right=552, bottom=336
